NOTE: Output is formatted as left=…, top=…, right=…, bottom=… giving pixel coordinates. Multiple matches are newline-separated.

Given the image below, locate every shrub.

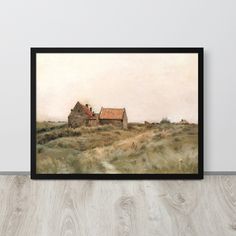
left=160, top=117, right=171, bottom=124
left=37, top=146, right=44, bottom=153
left=174, top=137, right=180, bottom=142
left=37, top=122, right=67, bottom=133
left=111, top=156, right=118, bottom=162
left=37, top=129, right=81, bottom=144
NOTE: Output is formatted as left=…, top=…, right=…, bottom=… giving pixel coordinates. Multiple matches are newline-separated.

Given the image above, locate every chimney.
left=85, top=104, right=88, bottom=107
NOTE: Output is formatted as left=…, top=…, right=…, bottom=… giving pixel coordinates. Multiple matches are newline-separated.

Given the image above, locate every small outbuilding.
left=99, top=108, right=128, bottom=129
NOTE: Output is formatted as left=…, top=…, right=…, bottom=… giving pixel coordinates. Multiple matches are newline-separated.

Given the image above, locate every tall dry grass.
left=36, top=122, right=198, bottom=174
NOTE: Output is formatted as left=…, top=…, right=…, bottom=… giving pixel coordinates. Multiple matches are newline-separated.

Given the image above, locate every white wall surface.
left=0, top=0, right=235, bottom=171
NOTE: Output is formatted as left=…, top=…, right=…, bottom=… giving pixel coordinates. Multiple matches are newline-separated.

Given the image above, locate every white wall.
left=0, top=0, right=235, bottom=171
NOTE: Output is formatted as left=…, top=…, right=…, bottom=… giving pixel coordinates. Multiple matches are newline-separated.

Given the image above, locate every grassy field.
left=36, top=122, right=198, bottom=174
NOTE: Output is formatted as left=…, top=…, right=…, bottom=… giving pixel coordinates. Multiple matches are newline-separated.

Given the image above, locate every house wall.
left=68, top=102, right=91, bottom=128
left=68, top=104, right=90, bottom=128
left=88, top=119, right=99, bottom=127
left=123, top=112, right=128, bottom=129
left=99, top=119, right=123, bottom=128
left=68, top=112, right=88, bottom=128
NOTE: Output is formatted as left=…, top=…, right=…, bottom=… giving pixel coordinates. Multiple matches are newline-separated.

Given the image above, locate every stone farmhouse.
left=99, top=107, right=128, bottom=129
left=68, top=101, right=128, bottom=129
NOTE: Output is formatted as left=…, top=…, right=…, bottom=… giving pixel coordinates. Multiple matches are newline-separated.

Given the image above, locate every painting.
left=31, top=48, right=203, bottom=179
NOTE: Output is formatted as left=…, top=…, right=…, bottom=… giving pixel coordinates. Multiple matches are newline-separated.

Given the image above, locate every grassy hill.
left=36, top=122, right=198, bottom=174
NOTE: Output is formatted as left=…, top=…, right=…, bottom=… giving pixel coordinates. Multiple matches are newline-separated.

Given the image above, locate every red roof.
left=99, top=108, right=125, bottom=120
left=82, top=105, right=93, bottom=118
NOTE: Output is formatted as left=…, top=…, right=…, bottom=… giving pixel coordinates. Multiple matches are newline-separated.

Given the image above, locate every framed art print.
left=31, top=48, right=203, bottom=179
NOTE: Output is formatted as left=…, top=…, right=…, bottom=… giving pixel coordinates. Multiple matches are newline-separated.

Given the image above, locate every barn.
left=99, top=108, right=128, bottom=129
left=68, top=102, right=98, bottom=128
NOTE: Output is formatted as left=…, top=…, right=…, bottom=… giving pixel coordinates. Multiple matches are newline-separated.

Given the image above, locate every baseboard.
left=0, top=171, right=235, bottom=175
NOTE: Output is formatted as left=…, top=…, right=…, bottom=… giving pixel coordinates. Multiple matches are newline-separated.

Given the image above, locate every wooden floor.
left=0, top=176, right=236, bottom=236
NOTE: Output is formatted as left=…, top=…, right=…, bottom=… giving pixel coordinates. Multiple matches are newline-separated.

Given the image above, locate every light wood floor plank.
left=0, top=176, right=236, bottom=236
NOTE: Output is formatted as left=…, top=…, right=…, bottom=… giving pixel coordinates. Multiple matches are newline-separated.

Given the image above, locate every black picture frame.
left=31, top=47, right=203, bottom=180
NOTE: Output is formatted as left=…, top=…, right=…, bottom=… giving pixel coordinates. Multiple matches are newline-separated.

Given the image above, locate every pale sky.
left=37, top=53, right=198, bottom=123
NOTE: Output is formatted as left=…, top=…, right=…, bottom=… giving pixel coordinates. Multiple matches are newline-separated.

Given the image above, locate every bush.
left=37, top=146, right=44, bottom=153
left=160, top=117, right=171, bottom=124
left=37, top=122, right=67, bottom=133
left=37, top=128, right=81, bottom=144
left=174, top=137, right=180, bottom=142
